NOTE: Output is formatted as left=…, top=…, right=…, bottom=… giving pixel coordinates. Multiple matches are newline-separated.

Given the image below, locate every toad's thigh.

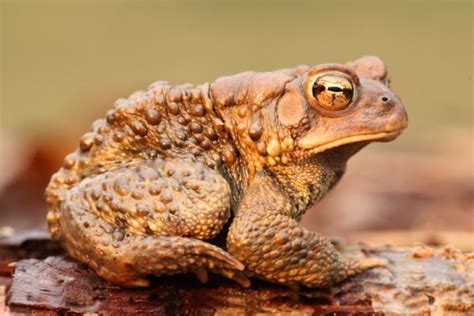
left=78, top=158, right=232, bottom=240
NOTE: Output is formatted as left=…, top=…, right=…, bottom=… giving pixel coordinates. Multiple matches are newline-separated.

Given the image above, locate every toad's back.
left=46, top=81, right=237, bottom=238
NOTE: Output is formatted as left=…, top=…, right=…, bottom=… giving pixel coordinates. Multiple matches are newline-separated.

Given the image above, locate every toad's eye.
left=311, top=74, right=354, bottom=111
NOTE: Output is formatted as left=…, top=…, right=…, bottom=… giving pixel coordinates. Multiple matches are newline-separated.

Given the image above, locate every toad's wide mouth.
left=299, top=130, right=403, bottom=155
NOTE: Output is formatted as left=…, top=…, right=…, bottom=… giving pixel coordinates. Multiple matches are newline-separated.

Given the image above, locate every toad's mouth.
left=299, top=130, right=403, bottom=155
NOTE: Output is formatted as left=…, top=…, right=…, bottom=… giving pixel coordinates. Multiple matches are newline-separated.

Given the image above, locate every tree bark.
left=1, top=231, right=473, bottom=315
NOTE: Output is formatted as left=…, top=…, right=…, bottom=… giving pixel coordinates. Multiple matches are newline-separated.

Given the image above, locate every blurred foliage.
left=1, top=0, right=472, bottom=150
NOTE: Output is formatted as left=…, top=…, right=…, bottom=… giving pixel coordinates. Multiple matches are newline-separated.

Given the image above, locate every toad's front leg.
left=227, top=174, right=386, bottom=288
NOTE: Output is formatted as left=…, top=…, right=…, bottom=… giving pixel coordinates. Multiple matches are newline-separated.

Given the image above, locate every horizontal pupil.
left=327, top=86, right=343, bottom=92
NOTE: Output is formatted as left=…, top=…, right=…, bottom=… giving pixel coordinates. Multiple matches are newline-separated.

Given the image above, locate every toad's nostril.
left=381, top=96, right=389, bottom=102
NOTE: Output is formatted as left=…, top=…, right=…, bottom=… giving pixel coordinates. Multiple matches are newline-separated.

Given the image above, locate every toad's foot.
left=343, top=256, right=388, bottom=278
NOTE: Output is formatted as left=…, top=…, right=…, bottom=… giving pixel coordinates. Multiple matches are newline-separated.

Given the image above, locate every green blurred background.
left=1, top=0, right=472, bottom=144
left=0, top=1, right=472, bottom=240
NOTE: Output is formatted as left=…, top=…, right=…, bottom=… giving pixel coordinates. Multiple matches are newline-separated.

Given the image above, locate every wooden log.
left=1, top=233, right=473, bottom=315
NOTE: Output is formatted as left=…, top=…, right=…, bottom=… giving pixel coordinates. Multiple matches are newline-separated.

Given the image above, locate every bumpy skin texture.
left=46, top=56, right=408, bottom=288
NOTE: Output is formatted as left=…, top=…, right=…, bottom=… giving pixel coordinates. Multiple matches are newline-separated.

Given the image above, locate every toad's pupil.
left=328, top=86, right=342, bottom=92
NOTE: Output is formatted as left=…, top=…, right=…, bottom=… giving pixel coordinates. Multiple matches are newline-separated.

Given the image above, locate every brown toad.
left=46, top=56, right=408, bottom=288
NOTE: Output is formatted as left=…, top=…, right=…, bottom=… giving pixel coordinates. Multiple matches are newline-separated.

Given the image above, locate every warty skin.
left=45, top=56, right=408, bottom=287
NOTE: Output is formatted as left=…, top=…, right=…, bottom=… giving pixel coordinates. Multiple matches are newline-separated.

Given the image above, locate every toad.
left=46, top=56, right=408, bottom=288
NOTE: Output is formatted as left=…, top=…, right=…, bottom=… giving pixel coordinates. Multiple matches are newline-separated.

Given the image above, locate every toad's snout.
left=374, top=89, right=408, bottom=138
left=359, top=78, right=408, bottom=137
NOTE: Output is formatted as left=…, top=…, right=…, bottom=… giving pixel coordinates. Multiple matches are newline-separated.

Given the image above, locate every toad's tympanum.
left=46, top=56, right=408, bottom=288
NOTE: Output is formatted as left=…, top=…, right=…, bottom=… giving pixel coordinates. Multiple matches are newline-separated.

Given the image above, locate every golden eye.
left=311, top=74, right=354, bottom=111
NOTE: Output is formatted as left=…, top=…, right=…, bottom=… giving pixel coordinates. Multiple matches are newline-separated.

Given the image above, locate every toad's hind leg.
left=60, top=206, right=248, bottom=287
left=57, top=158, right=249, bottom=287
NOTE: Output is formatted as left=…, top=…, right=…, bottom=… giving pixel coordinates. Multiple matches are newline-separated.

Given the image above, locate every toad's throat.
left=299, top=130, right=403, bottom=155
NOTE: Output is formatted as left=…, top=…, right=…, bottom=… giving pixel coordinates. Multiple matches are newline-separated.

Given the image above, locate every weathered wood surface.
left=1, top=232, right=473, bottom=315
